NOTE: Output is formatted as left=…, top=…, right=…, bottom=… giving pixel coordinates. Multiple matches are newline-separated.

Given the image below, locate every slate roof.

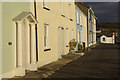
left=75, top=2, right=97, bottom=19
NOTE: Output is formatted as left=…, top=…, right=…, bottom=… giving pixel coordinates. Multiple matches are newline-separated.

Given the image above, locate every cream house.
left=80, top=10, right=87, bottom=48
left=36, top=1, right=76, bottom=67
left=1, top=1, right=76, bottom=78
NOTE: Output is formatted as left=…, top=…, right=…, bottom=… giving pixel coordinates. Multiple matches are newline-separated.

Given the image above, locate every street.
left=48, top=44, right=119, bottom=78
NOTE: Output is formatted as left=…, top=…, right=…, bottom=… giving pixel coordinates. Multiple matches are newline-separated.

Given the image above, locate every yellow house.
left=36, top=1, right=76, bottom=68
left=1, top=1, right=76, bottom=78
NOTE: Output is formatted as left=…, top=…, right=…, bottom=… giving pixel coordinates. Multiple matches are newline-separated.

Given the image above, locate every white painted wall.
left=80, top=10, right=87, bottom=47
left=93, top=18, right=96, bottom=44
left=100, top=35, right=114, bottom=44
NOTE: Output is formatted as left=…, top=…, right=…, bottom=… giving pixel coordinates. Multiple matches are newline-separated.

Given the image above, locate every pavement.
left=8, top=51, right=85, bottom=80
left=48, top=43, right=119, bottom=79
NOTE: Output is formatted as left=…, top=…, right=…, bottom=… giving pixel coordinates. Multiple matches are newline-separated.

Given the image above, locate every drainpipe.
left=34, top=0, right=38, bottom=62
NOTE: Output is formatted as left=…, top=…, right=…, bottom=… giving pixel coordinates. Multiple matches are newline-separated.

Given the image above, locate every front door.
left=58, top=27, right=64, bottom=59
left=22, top=20, right=30, bottom=70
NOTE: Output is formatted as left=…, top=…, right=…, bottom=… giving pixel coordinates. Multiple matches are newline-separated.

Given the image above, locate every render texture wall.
left=36, top=2, right=76, bottom=67
left=93, top=18, right=96, bottom=44
left=2, top=2, right=30, bottom=77
left=75, top=5, right=82, bottom=51
left=80, top=10, right=87, bottom=48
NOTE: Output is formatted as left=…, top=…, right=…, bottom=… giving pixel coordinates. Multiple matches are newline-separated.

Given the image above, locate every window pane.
left=44, top=37, right=46, bottom=47
left=44, top=25, right=47, bottom=47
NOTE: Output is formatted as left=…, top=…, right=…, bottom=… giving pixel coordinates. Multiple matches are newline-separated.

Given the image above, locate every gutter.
left=34, top=0, right=38, bottom=62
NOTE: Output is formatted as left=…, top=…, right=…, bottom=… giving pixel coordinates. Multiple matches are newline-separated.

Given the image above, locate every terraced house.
left=75, top=2, right=88, bottom=52
left=1, top=0, right=76, bottom=78
left=75, top=3, right=97, bottom=47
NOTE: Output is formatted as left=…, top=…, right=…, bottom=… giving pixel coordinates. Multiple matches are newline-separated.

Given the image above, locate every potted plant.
left=69, top=39, right=78, bottom=53
left=78, top=43, right=83, bottom=52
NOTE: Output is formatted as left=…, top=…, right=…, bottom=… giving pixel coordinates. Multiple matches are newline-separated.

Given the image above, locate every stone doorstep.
left=12, top=53, right=82, bottom=79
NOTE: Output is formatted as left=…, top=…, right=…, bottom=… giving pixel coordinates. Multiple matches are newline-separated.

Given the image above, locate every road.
left=48, top=44, right=119, bottom=78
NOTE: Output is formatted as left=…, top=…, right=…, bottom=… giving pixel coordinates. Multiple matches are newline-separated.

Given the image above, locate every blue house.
left=88, top=10, right=93, bottom=45
left=75, top=2, right=97, bottom=48
left=75, top=5, right=82, bottom=51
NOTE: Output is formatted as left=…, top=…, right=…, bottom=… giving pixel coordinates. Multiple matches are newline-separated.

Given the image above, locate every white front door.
left=58, top=27, right=65, bottom=59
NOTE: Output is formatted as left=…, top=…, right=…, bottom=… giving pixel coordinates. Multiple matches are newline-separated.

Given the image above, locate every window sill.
left=44, top=48, right=51, bottom=52
left=43, top=6, right=50, bottom=11
left=70, top=18, right=73, bottom=21
left=66, top=45, right=69, bottom=47
left=61, top=14, right=65, bottom=17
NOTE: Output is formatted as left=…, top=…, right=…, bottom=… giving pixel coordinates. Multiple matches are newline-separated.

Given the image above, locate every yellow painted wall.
left=36, top=2, right=76, bottom=67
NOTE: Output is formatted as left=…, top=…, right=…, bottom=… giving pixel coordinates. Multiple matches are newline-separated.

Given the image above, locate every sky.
left=84, top=2, right=119, bottom=23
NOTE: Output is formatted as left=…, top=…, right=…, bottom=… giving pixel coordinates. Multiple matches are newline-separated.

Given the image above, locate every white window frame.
left=43, top=0, right=49, bottom=8
left=61, top=0, right=64, bottom=15
left=72, top=30, right=74, bottom=39
left=77, top=11, right=79, bottom=24
left=66, top=28, right=69, bottom=46
left=80, top=11, right=82, bottom=26
left=44, top=23, right=49, bottom=49
left=68, top=3, right=72, bottom=19
left=77, top=30, right=80, bottom=43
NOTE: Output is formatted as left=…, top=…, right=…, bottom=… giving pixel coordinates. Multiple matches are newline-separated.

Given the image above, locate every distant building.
left=100, top=34, right=115, bottom=44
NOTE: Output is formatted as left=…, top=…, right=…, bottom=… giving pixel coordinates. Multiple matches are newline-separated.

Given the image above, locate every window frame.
left=66, top=28, right=69, bottom=46
left=43, top=0, right=50, bottom=11
left=44, top=23, right=49, bottom=49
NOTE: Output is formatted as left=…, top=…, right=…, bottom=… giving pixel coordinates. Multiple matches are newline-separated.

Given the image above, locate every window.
left=66, top=28, right=69, bottom=46
left=77, top=11, right=79, bottom=24
left=68, top=3, right=72, bottom=19
left=72, top=30, right=74, bottom=39
left=61, top=0, right=65, bottom=16
left=80, top=11, right=82, bottom=26
left=44, top=23, right=49, bottom=48
left=78, top=30, right=80, bottom=43
left=103, top=38, right=105, bottom=41
left=43, top=0, right=50, bottom=10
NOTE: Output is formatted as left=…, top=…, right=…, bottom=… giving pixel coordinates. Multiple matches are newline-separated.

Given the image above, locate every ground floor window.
left=44, top=23, right=49, bottom=48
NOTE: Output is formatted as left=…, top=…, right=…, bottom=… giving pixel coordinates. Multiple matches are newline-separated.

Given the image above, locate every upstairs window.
left=77, top=11, right=79, bottom=24
left=68, top=3, right=72, bottom=19
left=66, top=28, right=69, bottom=46
left=60, top=0, right=65, bottom=17
left=43, top=0, right=50, bottom=10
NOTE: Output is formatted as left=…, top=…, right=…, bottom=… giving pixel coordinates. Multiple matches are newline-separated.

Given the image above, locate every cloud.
left=84, top=2, right=118, bottom=23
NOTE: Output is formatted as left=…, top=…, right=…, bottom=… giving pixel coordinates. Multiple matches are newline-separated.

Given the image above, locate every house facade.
left=100, top=35, right=115, bottom=44
left=75, top=2, right=96, bottom=48
left=1, top=1, right=76, bottom=78
left=2, top=2, right=34, bottom=78
left=75, top=3, right=88, bottom=51
left=88, top=8, right=97, bottom=46
left=75, top=5, right=82, bottom=51
left=36, top=1, right=76, bottom=68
